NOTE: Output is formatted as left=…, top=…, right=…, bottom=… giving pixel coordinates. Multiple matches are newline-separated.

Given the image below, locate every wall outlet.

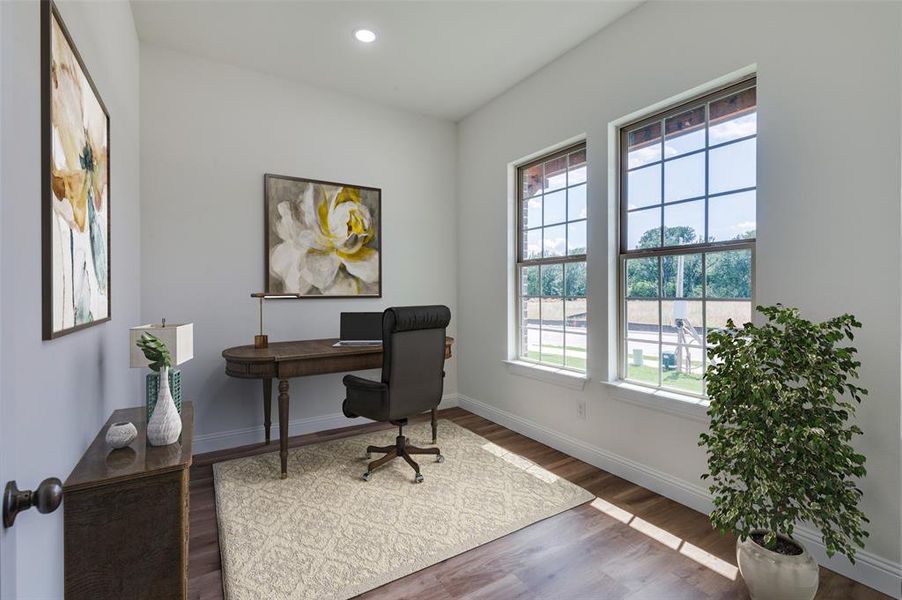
left=577, top=399, right=587, bottom=420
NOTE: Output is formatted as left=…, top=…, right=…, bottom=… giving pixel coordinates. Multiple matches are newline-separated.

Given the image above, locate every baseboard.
left=457, top=393, right=902, bottom=598
left=194, top=393, right=459, bottom=455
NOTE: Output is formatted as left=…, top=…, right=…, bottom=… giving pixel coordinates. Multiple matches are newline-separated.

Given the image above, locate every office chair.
left=342, top=305, right=451, bottom=483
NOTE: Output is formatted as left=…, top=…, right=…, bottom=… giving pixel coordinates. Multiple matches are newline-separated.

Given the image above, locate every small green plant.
left=699, top=304, right=869, bottom=561
left=136, top=332, right=172, bottom=372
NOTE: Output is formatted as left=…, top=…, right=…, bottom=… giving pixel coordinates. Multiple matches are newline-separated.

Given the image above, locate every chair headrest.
left=383, top=305, right=451, bottom=333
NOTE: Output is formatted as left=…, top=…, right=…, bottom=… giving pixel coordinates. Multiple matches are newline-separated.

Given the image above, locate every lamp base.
left=147, top=370, right=181, bottom=419
left=254, top=334, right=269, bottom=349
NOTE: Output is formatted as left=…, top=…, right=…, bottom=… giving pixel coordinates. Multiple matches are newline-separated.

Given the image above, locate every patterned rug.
left=214, top=419, right=594, bottom=600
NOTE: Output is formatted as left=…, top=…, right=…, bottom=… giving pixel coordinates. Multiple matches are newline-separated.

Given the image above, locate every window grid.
left=619, top=78, right=756, bottom=397
left=517, top=143, right=587, bottom=373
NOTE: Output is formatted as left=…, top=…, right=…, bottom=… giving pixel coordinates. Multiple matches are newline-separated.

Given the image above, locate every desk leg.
left=278, top=379, right=290, bottom=479
left=263, top=378, right=273, bottom=445
left=431, top=408, right=437, bottom=443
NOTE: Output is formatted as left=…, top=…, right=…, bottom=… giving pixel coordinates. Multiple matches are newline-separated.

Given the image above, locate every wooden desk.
left=64, top=403, right=193, bottom=599
left=222, top=337, right=454, bottom=478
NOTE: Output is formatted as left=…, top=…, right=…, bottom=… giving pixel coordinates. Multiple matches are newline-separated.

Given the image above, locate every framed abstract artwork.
left=41, top=0, right=111, bottom=339
left=264, top=174, right=381, bottom=297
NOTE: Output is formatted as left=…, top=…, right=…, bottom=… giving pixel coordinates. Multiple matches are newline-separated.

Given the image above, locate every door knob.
left=3, top=478, right=63, bottom=528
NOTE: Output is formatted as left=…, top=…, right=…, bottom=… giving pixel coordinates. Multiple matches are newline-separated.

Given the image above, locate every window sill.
left=503, top=360, right=589, bottom=391
left=602, top=381, right=710, bottom=423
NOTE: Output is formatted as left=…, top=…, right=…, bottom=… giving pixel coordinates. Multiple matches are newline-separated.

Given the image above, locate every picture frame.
left=264, top=174, right=382, bottom=298
left=41, top=0, right=111, bottom=339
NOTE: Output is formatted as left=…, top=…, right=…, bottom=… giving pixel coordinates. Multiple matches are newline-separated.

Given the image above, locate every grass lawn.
left=626, top=363, right=704, bottom=394
left=523, top=349, right=701, bottom=392
left=525, top=350, right=587, bottom=372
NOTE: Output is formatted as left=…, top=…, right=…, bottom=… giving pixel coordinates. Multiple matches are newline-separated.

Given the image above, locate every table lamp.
left=130, top=320, right=194, bottom=417
left=251, top=292, right=301, bottom=349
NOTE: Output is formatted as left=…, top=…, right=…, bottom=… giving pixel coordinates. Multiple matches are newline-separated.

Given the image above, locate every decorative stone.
left=106, top=421, right=138, bottom=449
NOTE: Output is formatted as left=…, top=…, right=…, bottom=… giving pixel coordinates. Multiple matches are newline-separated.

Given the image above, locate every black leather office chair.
left=342, top=305, right=451, bottom=483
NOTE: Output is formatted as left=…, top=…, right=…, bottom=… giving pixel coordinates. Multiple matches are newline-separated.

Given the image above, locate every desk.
left=222, top=337, right=454, bottom=478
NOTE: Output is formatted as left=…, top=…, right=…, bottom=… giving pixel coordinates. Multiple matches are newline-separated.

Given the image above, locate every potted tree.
left=699, top=305, right=869, bottom=600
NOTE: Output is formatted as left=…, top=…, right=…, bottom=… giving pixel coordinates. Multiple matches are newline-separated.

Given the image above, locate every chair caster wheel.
left=362, top=472, right=371, bottom=482
left=414, top=473, right=424, bottom=484
left=366, top=452, right=372, bottom=459
left=436, top=455, right=445, bottom=463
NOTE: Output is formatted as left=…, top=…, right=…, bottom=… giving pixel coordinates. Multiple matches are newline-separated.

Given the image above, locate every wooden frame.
left=263, top=173, right=382, bottom=298
left=41, top=0, right=112, bottom=340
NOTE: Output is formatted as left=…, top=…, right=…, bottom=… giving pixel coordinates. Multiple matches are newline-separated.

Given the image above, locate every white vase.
left=737, top=530, right=819, bottom=600
left=147, top=366, right=182, bottom=446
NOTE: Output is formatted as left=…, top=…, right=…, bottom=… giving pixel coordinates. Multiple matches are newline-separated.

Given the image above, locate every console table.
left=222, top=337, right=453, bottom=478
left=64, top=403, right=193, bottom=600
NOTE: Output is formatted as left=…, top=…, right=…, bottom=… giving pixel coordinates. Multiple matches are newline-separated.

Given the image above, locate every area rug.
left=213, top=419, right=594, bottom=600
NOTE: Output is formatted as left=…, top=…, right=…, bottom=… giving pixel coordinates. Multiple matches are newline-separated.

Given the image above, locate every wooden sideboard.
left=64, top=403, right=194, bottom=600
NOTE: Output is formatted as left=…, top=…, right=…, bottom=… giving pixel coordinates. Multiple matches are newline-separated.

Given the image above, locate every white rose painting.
left=43, top=2, right=111, bottom=339
left=265, top=175, right=381, bottom=297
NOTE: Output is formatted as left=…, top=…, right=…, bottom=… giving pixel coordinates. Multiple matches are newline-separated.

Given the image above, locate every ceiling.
left=131, top=1, right=641, bottom=121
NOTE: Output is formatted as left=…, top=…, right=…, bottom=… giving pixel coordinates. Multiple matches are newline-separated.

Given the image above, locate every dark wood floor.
left=188, top=407, right=889, bottom=600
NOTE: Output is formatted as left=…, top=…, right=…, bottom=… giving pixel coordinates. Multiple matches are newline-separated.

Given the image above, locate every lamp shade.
left=130, top=323, right=194, bottom=368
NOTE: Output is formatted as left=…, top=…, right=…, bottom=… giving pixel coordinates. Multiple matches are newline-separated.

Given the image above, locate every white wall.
left=457, top=1, right=901, bottom=595
left=140, top=45, right=458, bottom=452
left=0, top=1, right=7, bottom=594
left=0, top=0, right=141, bottom=597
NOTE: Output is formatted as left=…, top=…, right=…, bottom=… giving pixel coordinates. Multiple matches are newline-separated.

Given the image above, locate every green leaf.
left=136, top=332, right=172, bottom=369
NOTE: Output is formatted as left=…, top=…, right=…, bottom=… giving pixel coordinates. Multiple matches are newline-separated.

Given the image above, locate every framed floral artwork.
left=41, top=0, right=111, bottom=339
left=264, top=174, right=382, bottom=297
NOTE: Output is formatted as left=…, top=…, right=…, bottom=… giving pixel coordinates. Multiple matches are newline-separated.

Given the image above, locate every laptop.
left=332, top=312, right=383, bottom=347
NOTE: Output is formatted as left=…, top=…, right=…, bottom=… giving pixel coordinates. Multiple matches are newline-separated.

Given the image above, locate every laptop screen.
left=339, top=312, right=383, bottom=342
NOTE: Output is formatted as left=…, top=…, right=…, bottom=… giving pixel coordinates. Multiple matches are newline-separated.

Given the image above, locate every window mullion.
left=702, top=99, right=710, bottom=397
left=659, top=119, right=665, bottom=248
left=657, top=256, right=663, bottom=388
left=704, top=101, right=710, bottom=244
left=701, top=252, right=708, bottom=396
left=621, top=239, right=753, bottom=260
left=562, top=295, right=567, bottom=369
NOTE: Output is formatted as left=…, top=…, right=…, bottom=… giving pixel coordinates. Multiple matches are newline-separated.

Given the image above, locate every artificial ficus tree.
left=699, top=305, right=869, bottom=560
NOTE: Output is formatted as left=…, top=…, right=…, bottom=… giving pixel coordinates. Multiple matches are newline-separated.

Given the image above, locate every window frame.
left=515, top=142, right=588, bottom=374
left=617, top=77, right=757, bottom=398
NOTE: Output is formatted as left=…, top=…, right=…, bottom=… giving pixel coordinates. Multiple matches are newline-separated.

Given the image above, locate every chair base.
left=362, top=426, right=443, bottom=483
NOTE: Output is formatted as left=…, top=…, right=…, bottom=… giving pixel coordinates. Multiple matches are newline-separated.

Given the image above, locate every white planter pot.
left=737, top=531, right=819, bottom=600
left=147, top=366, right=182, bottom=446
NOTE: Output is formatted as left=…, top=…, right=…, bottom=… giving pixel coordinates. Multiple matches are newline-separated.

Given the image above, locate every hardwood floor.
left=188, top=408, right=889, bottom=600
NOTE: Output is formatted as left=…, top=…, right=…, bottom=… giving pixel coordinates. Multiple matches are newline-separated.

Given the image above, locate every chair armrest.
left=342, top=375, right=389, bottom=420
left=342, top=375, right=388, bottom=392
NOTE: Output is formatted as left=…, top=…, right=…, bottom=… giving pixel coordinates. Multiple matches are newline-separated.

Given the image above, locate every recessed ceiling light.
left=354, top=29, right=376, bottom=44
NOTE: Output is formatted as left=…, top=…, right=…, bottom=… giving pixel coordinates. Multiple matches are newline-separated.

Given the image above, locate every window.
left=516, top=143, right=587, bottom=372
left=619, top=78, right=756, bottom=397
